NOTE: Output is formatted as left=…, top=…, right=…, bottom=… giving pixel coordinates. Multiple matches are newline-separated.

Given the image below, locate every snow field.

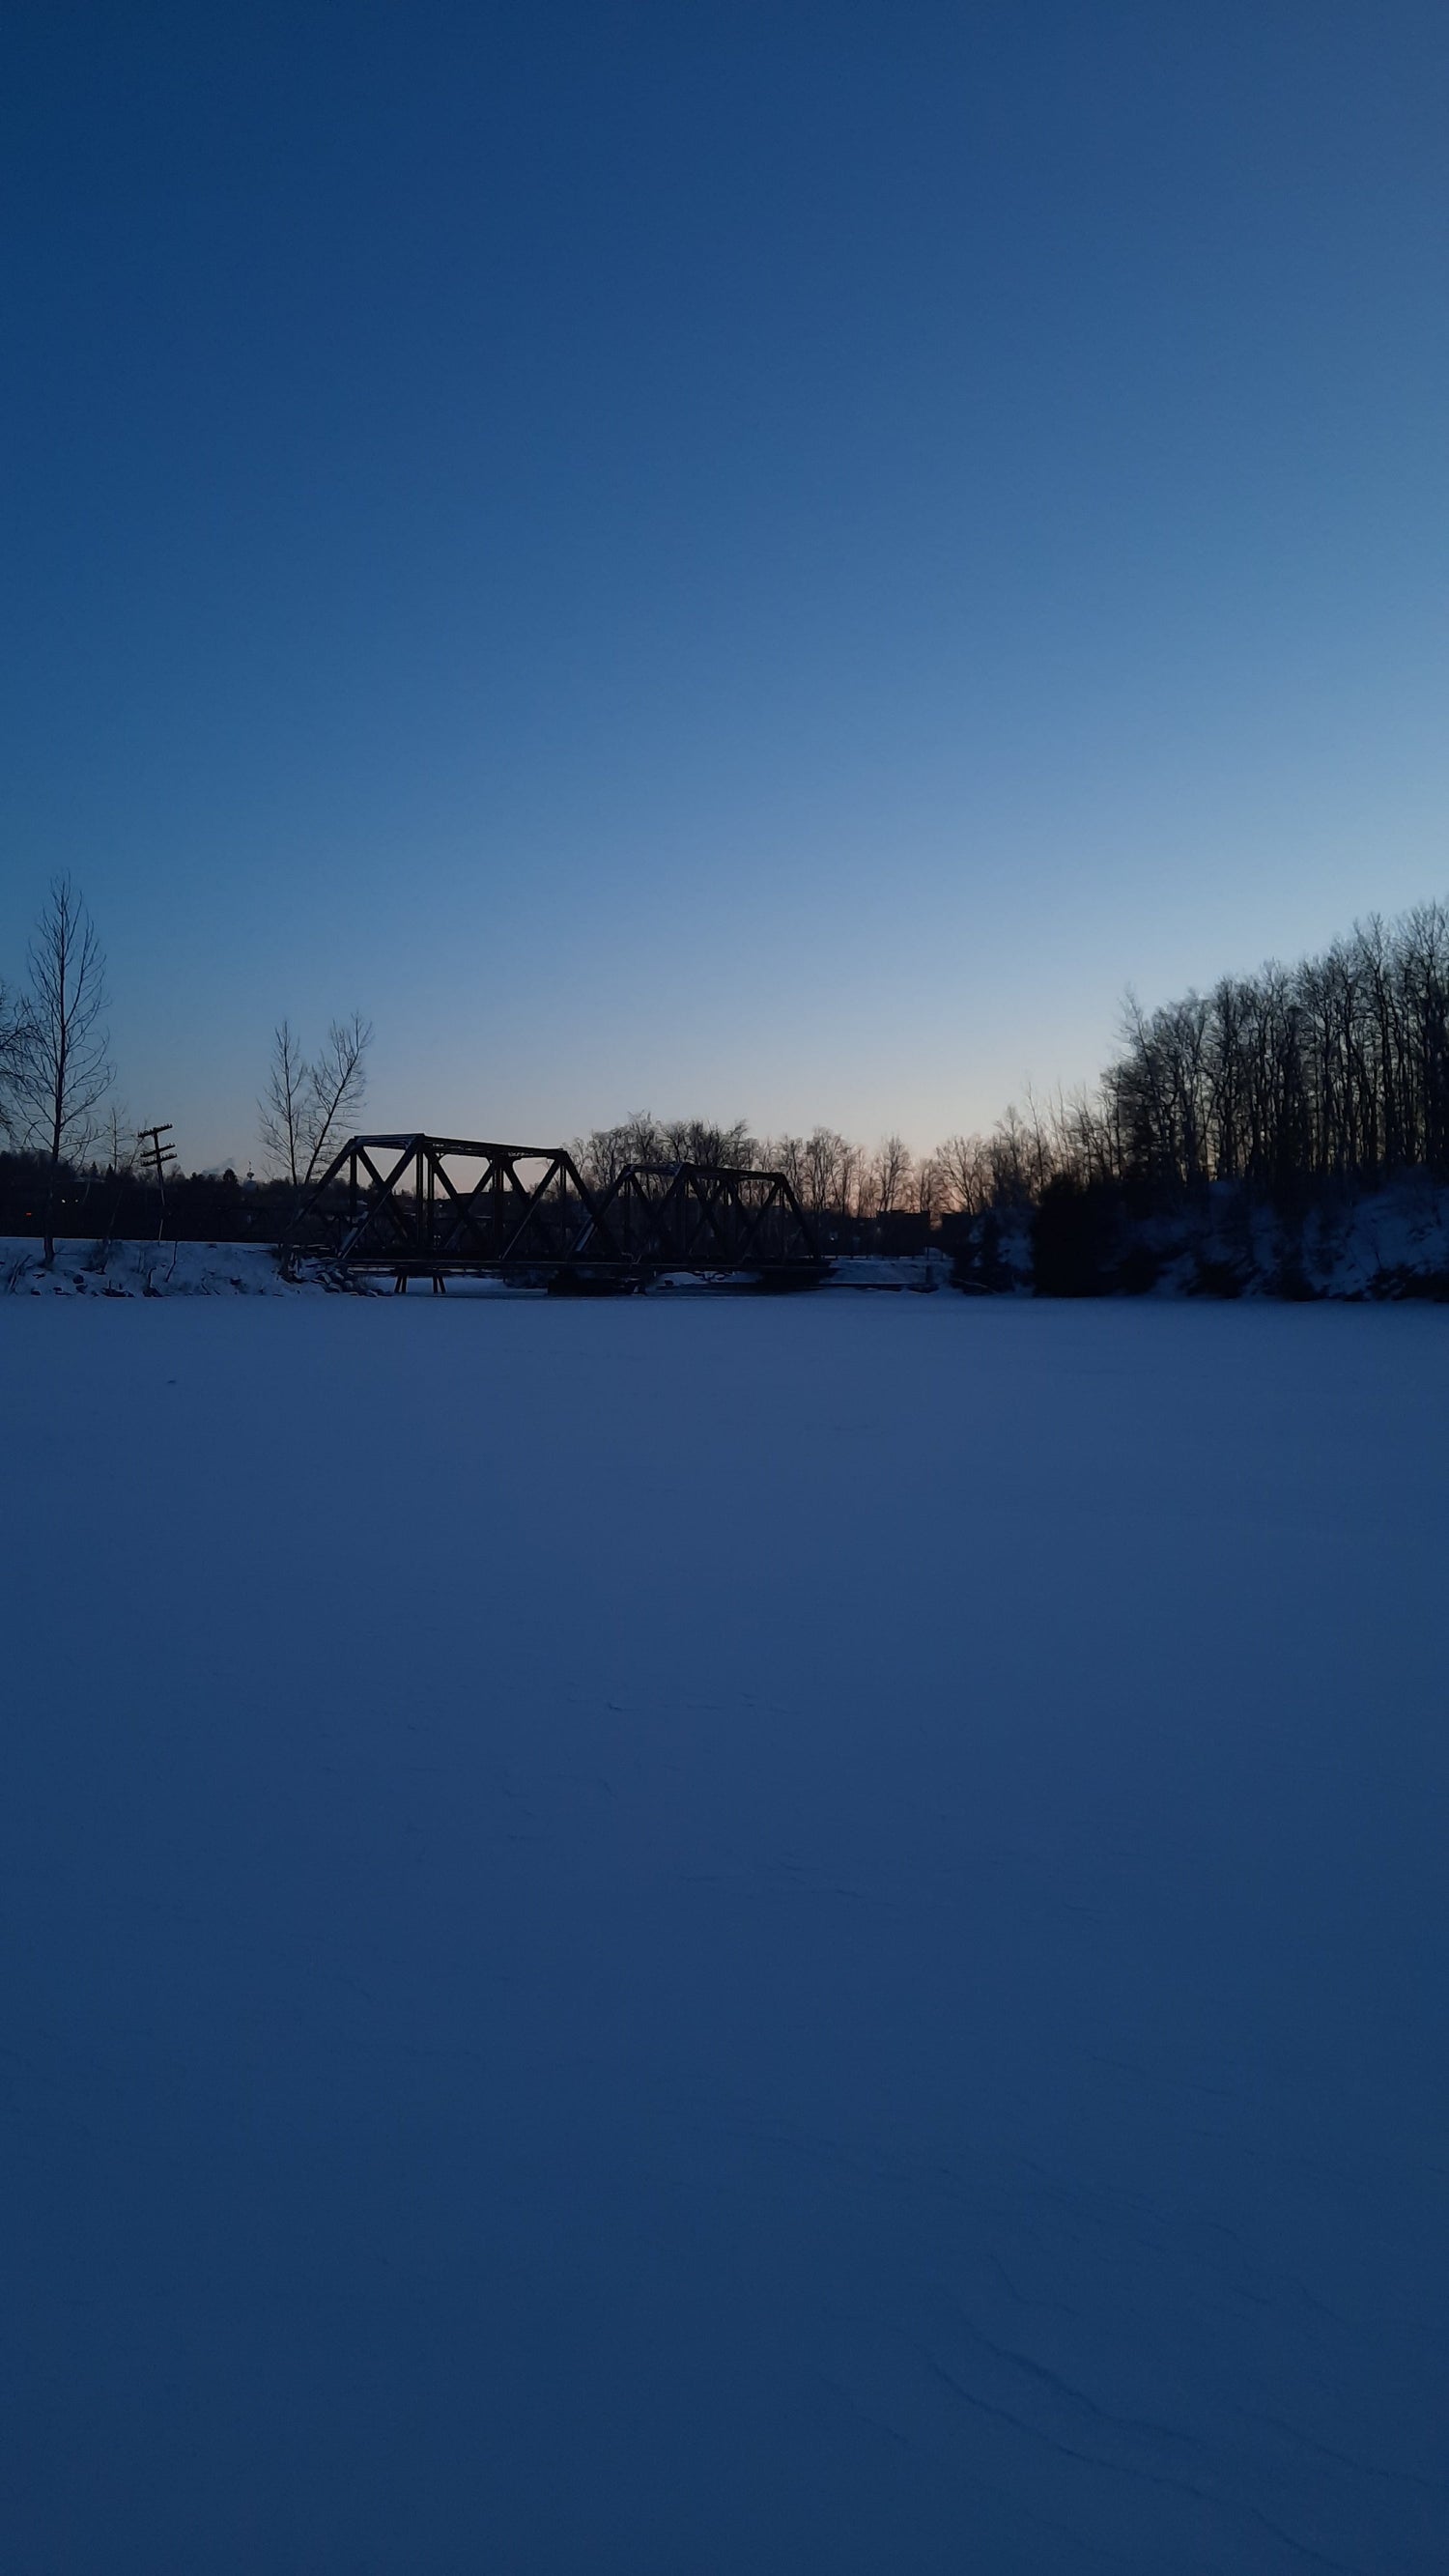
left=3, top=1296, right=1447, bottom=2572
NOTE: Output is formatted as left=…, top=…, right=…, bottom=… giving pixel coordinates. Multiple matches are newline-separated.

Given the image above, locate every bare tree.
left=619, top=1110, right=665, bottom=1168
left=838, top=1139, right=866, bottom=1221
left=766, top=1134, right=808, bottom=1201
left=303, top=1013, right=373, bottom=1185
left=86, top=1099, right=138, bottom=1271
left=659, top=1117, right=757, bottom=1169
left=1020, top=1087, right=1046, bottom=1196
left=871, top=1134, right=912, bottom=1216
left=101, top=1101, right=137, bottom=1177
left=914, top=1154, right=944, bottom=1220
left=259, top=1014, right=373, bottom=1192
left=801, top=1127, right=846, bottom=1214
left=12, top=877, right=113, bottom=1262
left=260, top=1021, right=309, bottom=1188
left=935, top=1133, right=990, bottom=1214
left=987, top=1103, right=1035, bottom=1205
left=575, top=1122, right=630, bottom=1189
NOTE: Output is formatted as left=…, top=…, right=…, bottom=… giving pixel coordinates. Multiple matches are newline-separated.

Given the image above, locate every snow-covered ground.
left=3, top=1297, right=1447, bottom=2573
left=1137, top=1176, right=1449, bottom=1300
left=0, top=1239, right=949, bottom=1297
left=0, top=1237, right=307, bottom=1296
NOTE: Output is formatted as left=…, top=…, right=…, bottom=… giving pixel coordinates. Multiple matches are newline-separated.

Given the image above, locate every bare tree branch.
left=259, top=1021, right=308, bottom=1189
left=258, top=1013, right=373, bottom=1190
left=0, top=978, right=31, bottom=1145
left=870, top=1134, right=912, bottom=1216
left=301, top=1013, right=373, bottom=1186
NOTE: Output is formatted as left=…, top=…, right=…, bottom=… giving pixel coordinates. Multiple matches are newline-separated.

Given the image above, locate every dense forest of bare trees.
left=981, top=901, right=1449, bottom=1203
left=1095, top=905, right=1449, bottom=1192
left=573, top=1116, right=944, bottom=1232
left=574, top=900, right=1449, bottom=1236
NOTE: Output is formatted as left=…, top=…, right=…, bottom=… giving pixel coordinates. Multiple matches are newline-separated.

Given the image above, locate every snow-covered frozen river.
left=4, top=1295, right=1447, bottom=2572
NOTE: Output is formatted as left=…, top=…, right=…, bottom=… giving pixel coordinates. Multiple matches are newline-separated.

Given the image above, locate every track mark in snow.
left=903, top=2333, right=1375, bottom=2576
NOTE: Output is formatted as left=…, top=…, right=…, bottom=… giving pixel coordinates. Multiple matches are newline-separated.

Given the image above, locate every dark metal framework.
left=284, top=1134, right=823, bottom=1285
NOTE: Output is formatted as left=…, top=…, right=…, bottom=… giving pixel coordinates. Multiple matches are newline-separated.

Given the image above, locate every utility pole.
left=136, top=1123, right=177, bottom=1239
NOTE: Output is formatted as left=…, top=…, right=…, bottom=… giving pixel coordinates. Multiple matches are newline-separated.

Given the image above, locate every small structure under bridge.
left=283, top=1133, right=826, bottom=1289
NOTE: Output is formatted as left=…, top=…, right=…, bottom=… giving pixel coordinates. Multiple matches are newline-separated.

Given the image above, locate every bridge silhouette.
left=285, top=1133, right=825, bottom=1288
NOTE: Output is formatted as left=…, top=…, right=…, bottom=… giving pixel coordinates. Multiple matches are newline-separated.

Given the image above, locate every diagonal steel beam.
left=336, top=1142, right=419, bottom=1261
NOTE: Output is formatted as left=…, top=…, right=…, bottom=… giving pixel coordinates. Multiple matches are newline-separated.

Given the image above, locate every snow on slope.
left=0, top=1241, right=950, bottom=1298
left=3, top=1297, right=1448, bottom=2573
left=0, top=1236, right=309, bottom=1295
left=1144, top=1176, right=1449, bottom=1299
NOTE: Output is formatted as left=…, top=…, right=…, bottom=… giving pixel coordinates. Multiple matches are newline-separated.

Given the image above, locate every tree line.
left=575, top=1117, right=955, bottom=1224
left=578, top=898, right=1449, bottom=1225
left=1097, top=903, right=1449, bottom=1193
left=6, top=875, right=1449, bottom=1261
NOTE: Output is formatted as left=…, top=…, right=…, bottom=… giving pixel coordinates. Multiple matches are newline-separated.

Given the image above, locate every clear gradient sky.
left=4, top=2, right=1446, bottom=1170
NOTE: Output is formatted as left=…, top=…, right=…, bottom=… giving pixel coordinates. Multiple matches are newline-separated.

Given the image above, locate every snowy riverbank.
left=0, top=1238, right=952, bottom=1297
left=8, top=1177, right=1449, bottom=1303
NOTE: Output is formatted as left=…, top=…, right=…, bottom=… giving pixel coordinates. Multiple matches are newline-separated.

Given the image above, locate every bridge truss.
left=284, top=1134, right=824, bottom=1287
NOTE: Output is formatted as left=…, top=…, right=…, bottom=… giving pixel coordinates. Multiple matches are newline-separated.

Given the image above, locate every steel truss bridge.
left=284, top=1134, right=825, bottom=1288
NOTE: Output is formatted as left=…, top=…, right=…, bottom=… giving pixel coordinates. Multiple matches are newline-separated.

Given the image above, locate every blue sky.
left=3, top=1, right=1446, bottom=1168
